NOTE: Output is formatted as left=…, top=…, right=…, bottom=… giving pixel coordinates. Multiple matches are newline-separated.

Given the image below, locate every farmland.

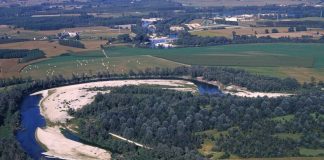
left=191, top=27, right=324, bottom=39
left=0, top=25, right=130, bottom=41
left=20, top=53, right=184, bottom=79
left=20, top=43, right=324, bottom=82
left=174, top=0, right=320, bottom=7
left=0, top=40, right=106, bottom=57
left=191, top=27, right=289, bottom=39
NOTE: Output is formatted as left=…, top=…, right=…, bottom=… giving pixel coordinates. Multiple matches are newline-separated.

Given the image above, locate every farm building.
left=170, top=26, right=185, bottom=32
left=149, top=35, right=177, bottom=48
left=141, top=18, right=163, bottom=27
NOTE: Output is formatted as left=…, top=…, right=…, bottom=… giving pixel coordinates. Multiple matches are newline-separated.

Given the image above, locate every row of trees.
left=176, top=31, right=324, bottom=47
left=58, top=40, right=85, bottom=49
left=0, top=15, right=141, bottom=30
left=0, top=49, right=46, bottom=63
left=258, top=20, right=324, bottom=28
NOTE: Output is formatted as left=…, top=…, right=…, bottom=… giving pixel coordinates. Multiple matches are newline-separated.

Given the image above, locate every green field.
left=21, top=52, right=184, bottom=79
left=300, top=148, right=324, bottom=157
left=22, top=43, right=324, bottom=82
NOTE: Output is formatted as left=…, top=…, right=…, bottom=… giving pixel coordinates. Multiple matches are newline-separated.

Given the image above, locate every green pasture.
left=22, top=43, right=324, bottom=81
left=21, top=53, right=183, bottom=79
left=102, top=43, right=324, bottom=68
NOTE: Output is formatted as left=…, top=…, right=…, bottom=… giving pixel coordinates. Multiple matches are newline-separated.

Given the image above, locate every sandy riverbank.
left=32, top=79, right=196, bottom=123
left=196, top=77, right=293, bottom=98
left=32, top=79, right=196, bottom=160
left=36, top=127, right=111, bottom=160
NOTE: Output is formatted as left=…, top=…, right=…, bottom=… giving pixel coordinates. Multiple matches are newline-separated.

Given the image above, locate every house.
left=141, top=18, right=163, bottom=28
left=185, top=23, right=201, bottom=30
left=225, top=17, right=239, bottom=22
left=58, top=30, right=79, bottom=39
left=149, top=35, right=178, bottom=48
left=170, top=26, right=185, bottom=32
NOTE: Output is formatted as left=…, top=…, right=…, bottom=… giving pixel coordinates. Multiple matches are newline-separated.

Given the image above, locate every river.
left=16, top=80, right=221, bottom=159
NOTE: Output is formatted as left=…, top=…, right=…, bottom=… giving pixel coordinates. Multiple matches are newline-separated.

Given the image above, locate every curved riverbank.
left=17, top=77, right=293, bottom=159
left=22, top=79, right=212, bottom=160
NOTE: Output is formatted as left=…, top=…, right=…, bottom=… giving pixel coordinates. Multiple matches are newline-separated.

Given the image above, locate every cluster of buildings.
left=57, top=30, right=79, bottom=40
left=141, top=18, right=179, bottom=48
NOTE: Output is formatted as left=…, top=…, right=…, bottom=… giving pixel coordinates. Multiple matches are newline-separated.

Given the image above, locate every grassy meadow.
left=20, top=43, right=324, bottom=82
left=20, top=52, right=184, bottom=79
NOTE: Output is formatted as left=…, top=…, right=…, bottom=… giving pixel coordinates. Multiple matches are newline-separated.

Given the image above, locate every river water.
left=16, top=95, right=46, bottom=159
left=16, top=81, right=221, bottom=159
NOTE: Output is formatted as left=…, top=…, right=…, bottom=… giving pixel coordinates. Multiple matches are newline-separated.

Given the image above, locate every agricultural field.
left=19, top=43, right=324, bottom=82
left=0, top=25, right=131, bottom=41
left=0, top=40, right=106, bottom=57
left=20, top=52, right=184, bottom=79
left=174, top=0, right=320, bottom=7
left=0, top=25, right=133, bottom=78
left=37, top=26, right=131, bottom=40
left=191, top=27, right=289, bottom=39
left=191, top=27, right=324, bottom=39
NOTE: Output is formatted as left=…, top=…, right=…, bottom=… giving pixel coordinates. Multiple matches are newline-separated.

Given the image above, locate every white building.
left=170, top=26, right=185, bottom=32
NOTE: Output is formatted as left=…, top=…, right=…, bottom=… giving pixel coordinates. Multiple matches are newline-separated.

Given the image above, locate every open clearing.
left=0, top=40, right=106, bottom=57
left=20, top=43, right=324, bottom=82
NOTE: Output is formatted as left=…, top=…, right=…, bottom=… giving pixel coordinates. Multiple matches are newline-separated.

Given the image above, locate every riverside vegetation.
left=0, top=66, right=323, bottom=159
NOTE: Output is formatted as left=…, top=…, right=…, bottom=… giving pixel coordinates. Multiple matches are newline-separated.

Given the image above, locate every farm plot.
left=191, top=27, right=289, bottom=39
left=16, top=43, right=324, bottom=82
left=0, top=40, right=106, bottom=57
left=174, top=0, right=319, bottom=7
left=20, top=53, right=184, bottom=79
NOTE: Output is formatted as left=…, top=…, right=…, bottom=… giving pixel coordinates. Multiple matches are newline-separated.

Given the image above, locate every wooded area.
left=70, top=85, right=323, bottom=159
left=58, top=40, right=85, bottom=49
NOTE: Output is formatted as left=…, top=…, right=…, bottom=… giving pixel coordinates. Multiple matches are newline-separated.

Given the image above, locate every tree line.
left=257, top=20, right=324, bottom=28
left=175, top=31, right=324, bottom=47
left=58, top=40, right=85, bottom=49
left=0, top=49, right=46, bottom=63
left=0, top=15, right=140, bottom=30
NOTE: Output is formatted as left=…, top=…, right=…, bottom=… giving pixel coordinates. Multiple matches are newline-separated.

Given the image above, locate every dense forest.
left=69, top=85, right=324, bottom=159
left=58, top=40, right=86, bottom=49
left=0, top=86, right=32, bottom=160
left=0, top=49, right=46, bottom=63
left=0, top=15, right=140, bottom=30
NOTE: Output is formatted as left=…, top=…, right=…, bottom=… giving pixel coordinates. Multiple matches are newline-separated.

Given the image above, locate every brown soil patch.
left=0, top=40, right=106, bottom=57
